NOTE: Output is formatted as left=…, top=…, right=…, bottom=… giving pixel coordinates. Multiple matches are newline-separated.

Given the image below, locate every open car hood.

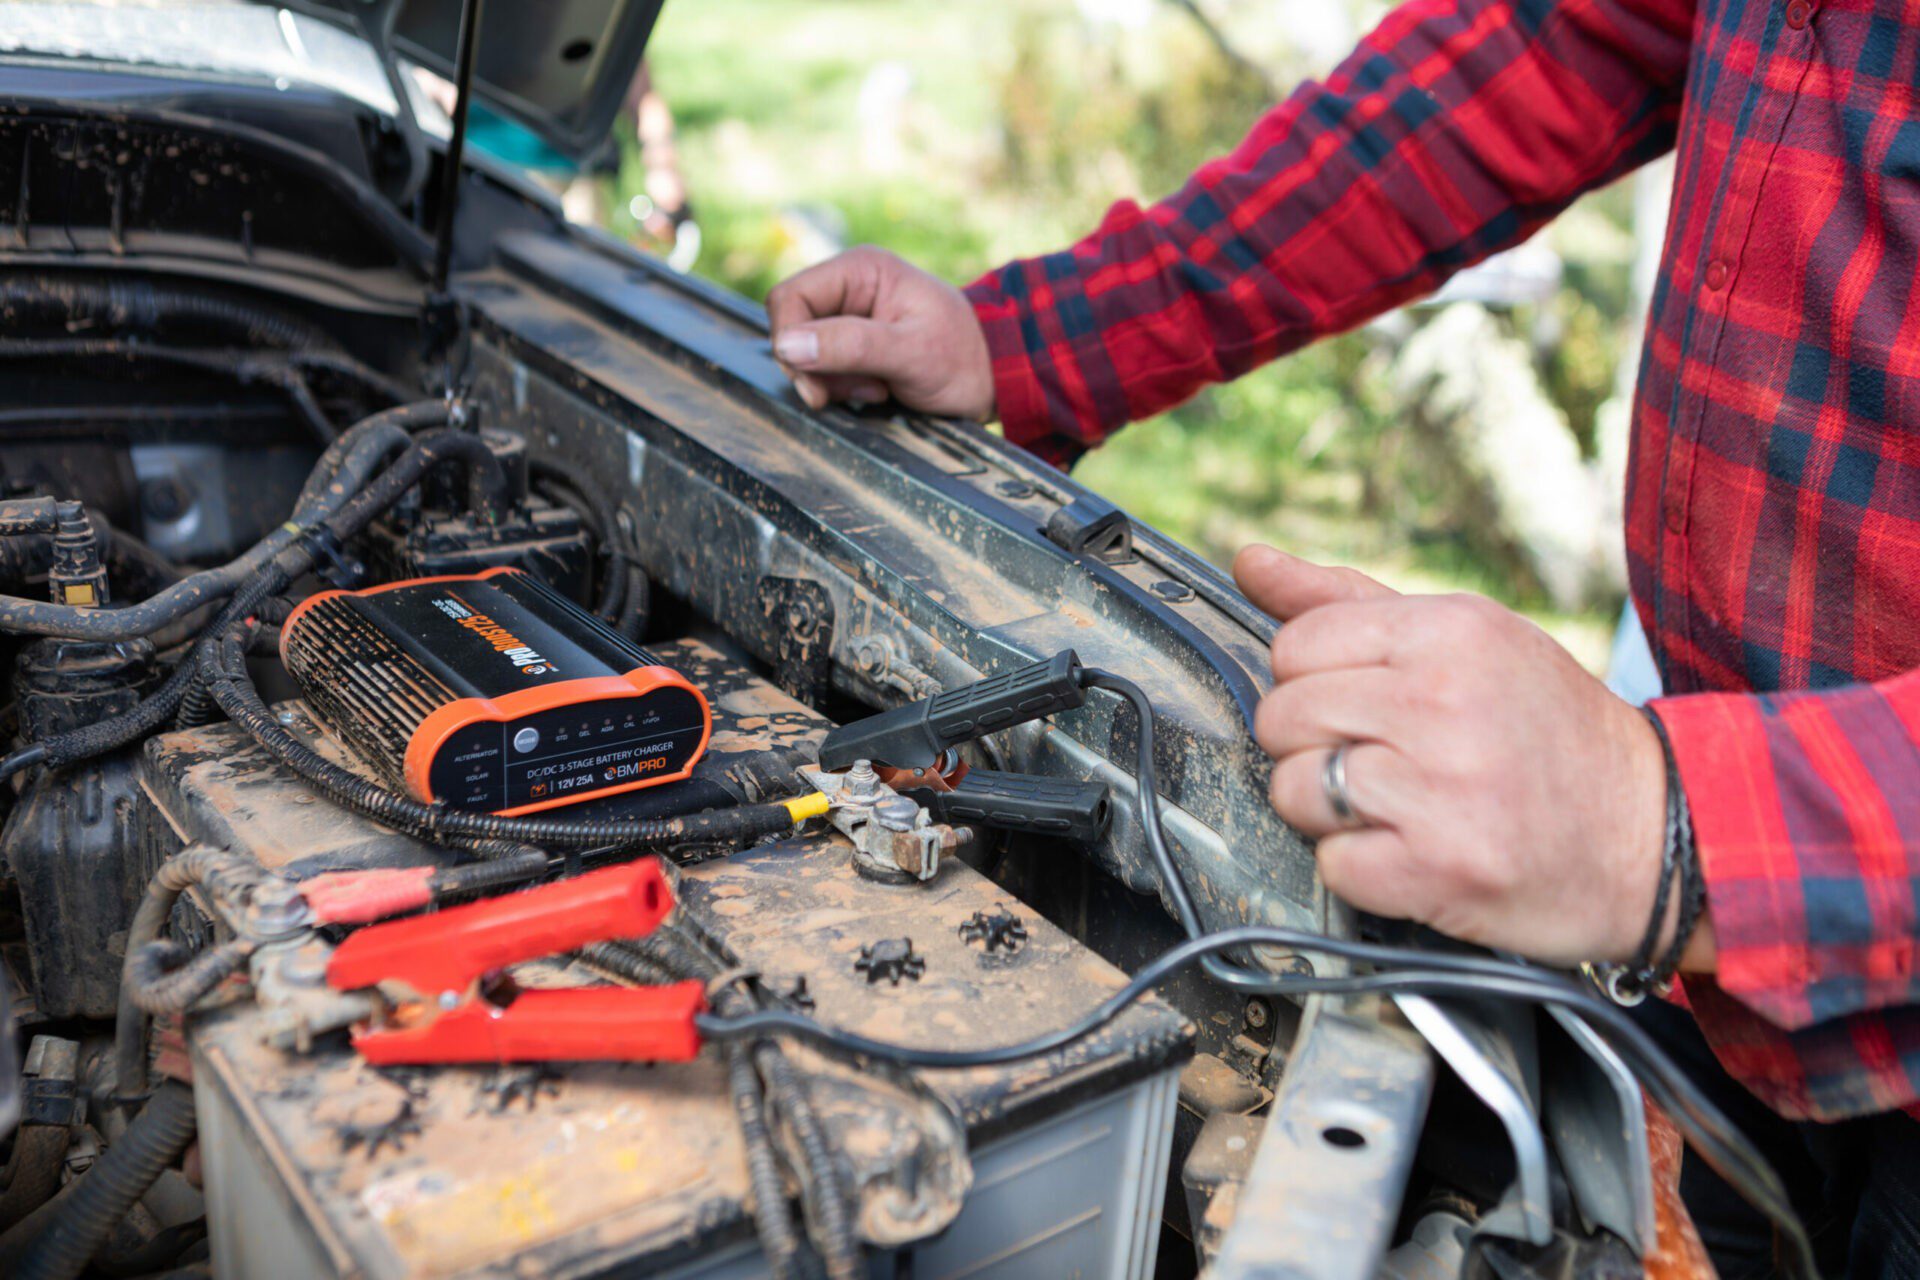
left=284, top=0, right=663, bottom=161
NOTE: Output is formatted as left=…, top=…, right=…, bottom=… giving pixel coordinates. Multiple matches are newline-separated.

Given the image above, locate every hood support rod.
left=429, top=0, right=485, bottom=300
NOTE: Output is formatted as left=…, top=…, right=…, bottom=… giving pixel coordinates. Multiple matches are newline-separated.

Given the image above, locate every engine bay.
left=0, top=260, right=1262, bottom=1278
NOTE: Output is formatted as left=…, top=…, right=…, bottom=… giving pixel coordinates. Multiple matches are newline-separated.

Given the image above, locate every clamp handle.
left=350, top=981, right=708, bottom=1065
left=910, top=770, right=1111, bottom=845
left=326, top=860, right=674, bottom=998
left=819, top=651, right=1085, bottom=770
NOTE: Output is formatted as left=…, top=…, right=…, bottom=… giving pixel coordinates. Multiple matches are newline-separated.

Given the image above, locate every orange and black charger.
left=280, top=567, right=710, bottom=815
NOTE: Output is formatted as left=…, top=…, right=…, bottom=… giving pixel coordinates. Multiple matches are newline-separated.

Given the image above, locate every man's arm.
left=969, top=0, right=1695, bottom=463
left=767, top=0, right=1696, bottom=460
left=1652, top=674, right=1920, bottom=1119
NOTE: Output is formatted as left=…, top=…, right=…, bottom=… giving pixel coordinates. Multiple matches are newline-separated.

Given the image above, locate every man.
left=763, top=0, right=1920, bottom=1270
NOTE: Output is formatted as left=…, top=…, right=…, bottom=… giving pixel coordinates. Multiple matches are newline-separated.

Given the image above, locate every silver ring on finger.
left=1321, top=742, right=1368, bottom=829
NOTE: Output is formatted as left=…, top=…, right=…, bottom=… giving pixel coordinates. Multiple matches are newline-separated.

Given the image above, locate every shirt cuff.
left=962, top=271, right=1079, bottom=469
left=1647, top=690, right=1812, bottom=1031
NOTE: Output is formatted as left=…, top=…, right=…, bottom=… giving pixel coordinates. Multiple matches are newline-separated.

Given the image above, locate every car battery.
left=134, top=639, right=1192, bottom=1280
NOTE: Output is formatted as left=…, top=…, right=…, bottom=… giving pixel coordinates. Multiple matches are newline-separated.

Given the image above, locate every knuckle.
left=1435, top=594, right=1487, bottom=638
left=1316, top=843, right=1360, bottom=899
left=1316, top=836, right=1388, bottom=907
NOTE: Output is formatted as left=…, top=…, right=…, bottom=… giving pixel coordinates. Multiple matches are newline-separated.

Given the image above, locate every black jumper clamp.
left=814, top=650, right=1112, bottom=849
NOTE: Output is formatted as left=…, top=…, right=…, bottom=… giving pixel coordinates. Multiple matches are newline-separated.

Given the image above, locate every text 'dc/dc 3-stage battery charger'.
left=280, top=566, right=711, bottom=815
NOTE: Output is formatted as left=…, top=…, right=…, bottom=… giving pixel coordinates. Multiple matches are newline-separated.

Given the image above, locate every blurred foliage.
left=628, top=0, right=1645, bottom=663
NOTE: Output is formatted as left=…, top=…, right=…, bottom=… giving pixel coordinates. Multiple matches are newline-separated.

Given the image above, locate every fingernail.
left=795, top=374, right=826, bottom=410
left=774, top=330, right=819, bottom=367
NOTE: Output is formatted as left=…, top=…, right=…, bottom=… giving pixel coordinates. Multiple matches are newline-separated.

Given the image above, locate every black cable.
left=698, top=928, right=1814, bottom=1278
left=702, top=665, right=1817, bottom=1278
left=14, top=1081, right=198, bottom=1280
left=0, top=744, right=47, bottom=784
left=1079, top=669, right=1286, bottom=994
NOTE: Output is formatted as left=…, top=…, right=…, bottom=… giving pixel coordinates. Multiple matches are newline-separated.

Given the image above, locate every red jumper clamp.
left=323, top=860, right=706, bottom=1066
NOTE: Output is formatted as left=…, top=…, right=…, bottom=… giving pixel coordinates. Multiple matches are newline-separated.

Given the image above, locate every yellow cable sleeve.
left=782, top=791, right=831, bottom=823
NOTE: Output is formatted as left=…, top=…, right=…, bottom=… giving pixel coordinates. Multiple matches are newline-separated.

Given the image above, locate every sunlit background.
left=585, top=0, right=1674, bottom=671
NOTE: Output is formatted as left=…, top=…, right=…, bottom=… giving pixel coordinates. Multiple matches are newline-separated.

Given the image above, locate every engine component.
left=2, top=634, right=156, bottom=1019
left=44, top=503, right=106, bottom=609
left=362, top=429, right=594, bottom=597
left=280, top=567, right=711, bottom=814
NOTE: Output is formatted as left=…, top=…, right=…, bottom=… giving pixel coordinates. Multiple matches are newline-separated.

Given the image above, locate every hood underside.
left=299, top=0, right=664, bottom=161
left=0, top=0, right=662, bottom=163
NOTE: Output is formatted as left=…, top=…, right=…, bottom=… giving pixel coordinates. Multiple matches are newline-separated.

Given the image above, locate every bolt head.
left=873, top=795, right=920, bottom=831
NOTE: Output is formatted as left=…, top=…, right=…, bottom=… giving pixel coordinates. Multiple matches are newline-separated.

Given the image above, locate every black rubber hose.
left=0, top=497, right=60, bottom=536
left=730, top=1044, right=813, bottom=1280
left=171, top=668, right=221, bottom=731
left=0, top=403, right=437, bottom=642
left=617, top=565, right=651, bottom=642
left=427, top=850, right=553, bottom=900
left=579, top=940, right=680, bottom=986
left=14, top=1081, right=197, bottom=1280
left=756, top=1044, right=860, bottom=1280
left=0, top=275, right=338, bottom=351
left=121, top=939, right=252, bottom=1015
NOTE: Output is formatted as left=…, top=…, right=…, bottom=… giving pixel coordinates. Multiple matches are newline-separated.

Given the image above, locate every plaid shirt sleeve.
left=962, top=0, right=1695, bottom=466
left=1652, top=672, right=1920, bottom=1120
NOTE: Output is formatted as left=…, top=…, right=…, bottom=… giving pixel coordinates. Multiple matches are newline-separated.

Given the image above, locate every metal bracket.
left=1395, top=994, right=1553, bottom=1248
left=1544, top=1006, right=1658, bottom=1255
left=756, top=576, right=835, bottom=705
left=1212, top=1005, right=1435, bottom=1280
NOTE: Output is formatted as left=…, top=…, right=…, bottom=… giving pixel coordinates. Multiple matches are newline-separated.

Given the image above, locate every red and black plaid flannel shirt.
left=964, top=0, right=1920, bottom=1120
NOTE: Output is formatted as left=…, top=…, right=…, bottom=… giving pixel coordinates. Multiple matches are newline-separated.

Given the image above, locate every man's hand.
left=1232, top=544, right=1688, bottom=968
left=766, top=247, right=995, bottom=419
